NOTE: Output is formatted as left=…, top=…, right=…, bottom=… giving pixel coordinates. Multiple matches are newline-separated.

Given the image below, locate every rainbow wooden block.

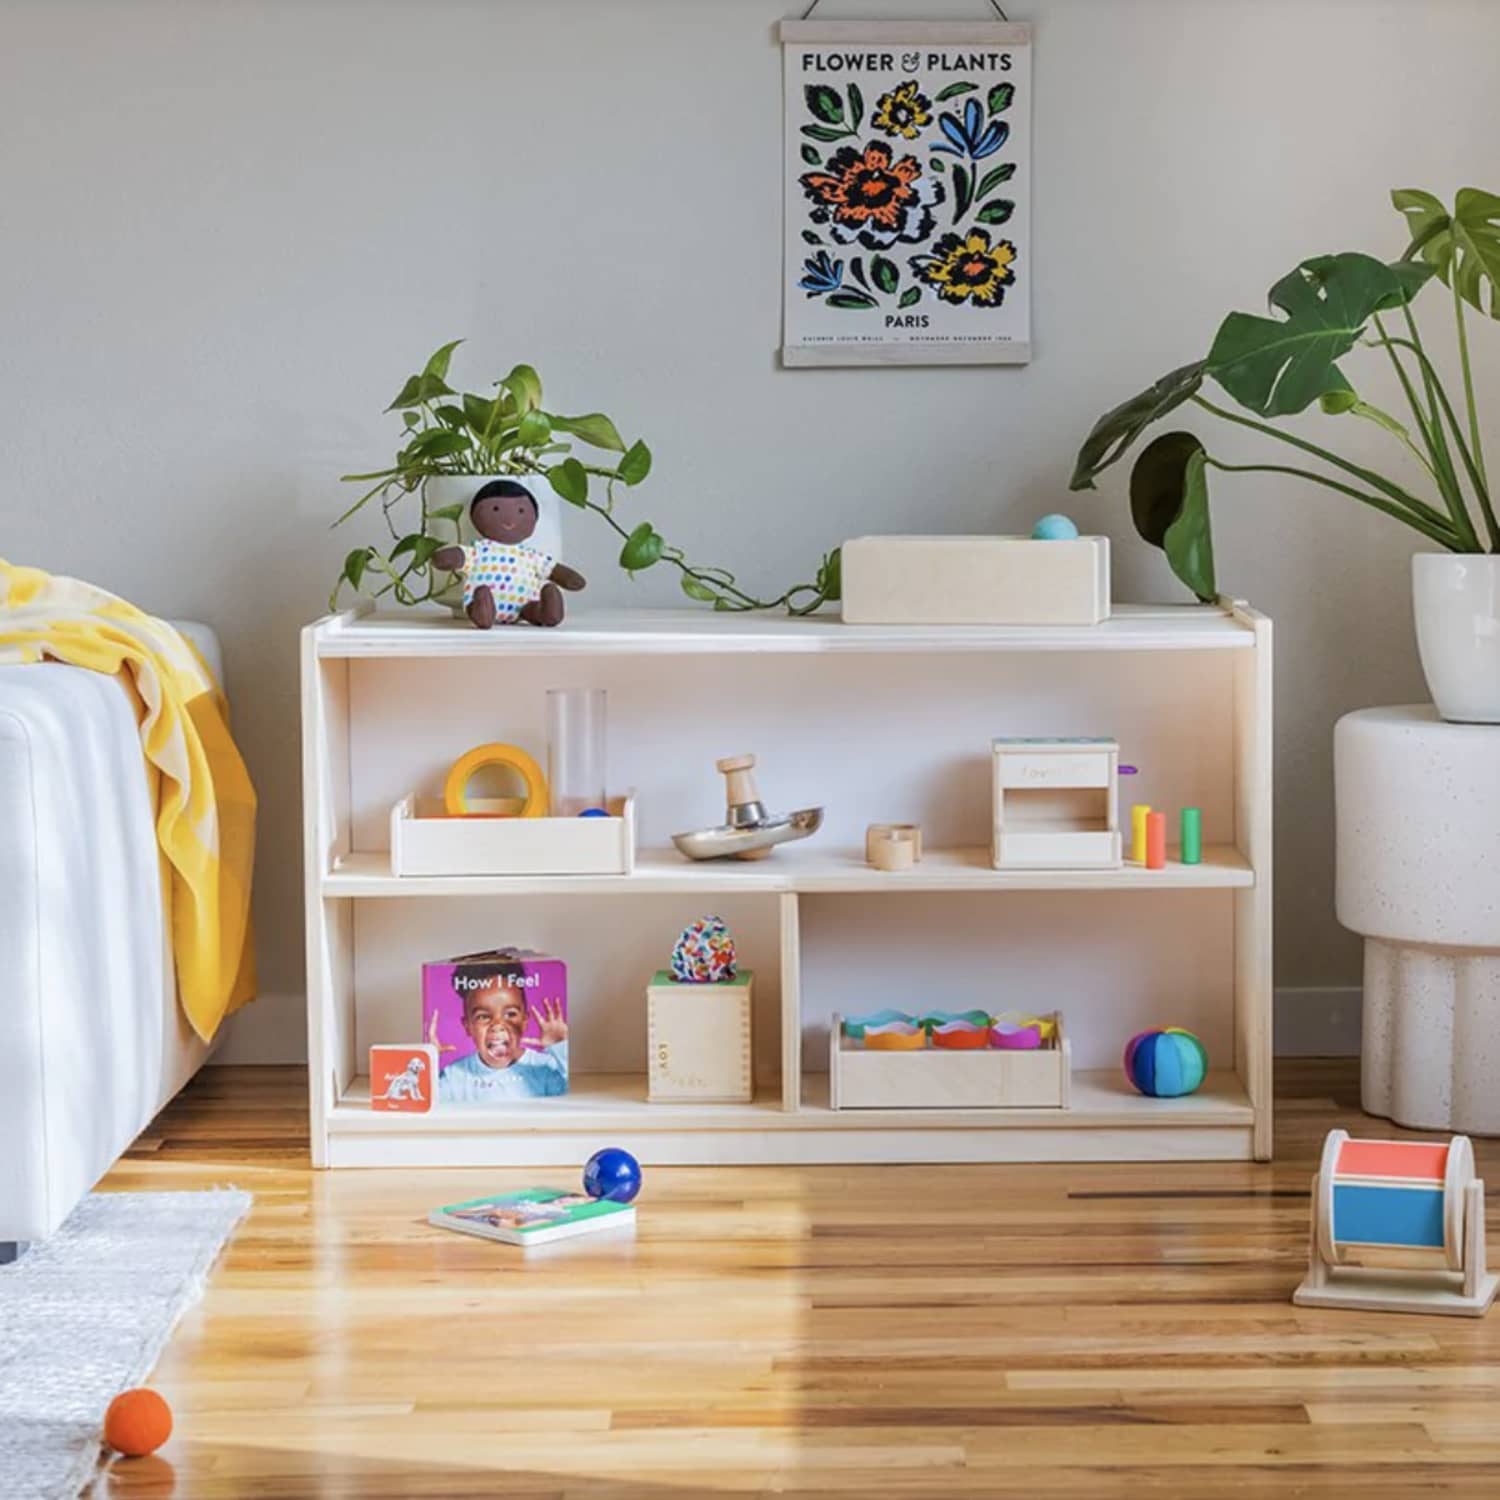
left=1294, top=1129, right=1498, bottom=1317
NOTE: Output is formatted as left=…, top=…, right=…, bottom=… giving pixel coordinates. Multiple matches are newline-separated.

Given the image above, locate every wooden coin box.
left=647, top=971, right=754, bottom=1103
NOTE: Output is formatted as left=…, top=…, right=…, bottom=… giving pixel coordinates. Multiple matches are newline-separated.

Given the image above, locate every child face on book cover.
left=460, top=982, right=529, bottom=1069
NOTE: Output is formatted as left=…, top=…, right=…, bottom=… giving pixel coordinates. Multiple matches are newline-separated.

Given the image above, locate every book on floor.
left=429, top=1188, right=634, bottom=1247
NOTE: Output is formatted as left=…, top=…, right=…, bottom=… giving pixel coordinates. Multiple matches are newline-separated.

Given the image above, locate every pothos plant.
left=1070, top=188, right=1500, bottom=599
left=330, top=342, right=842, bottom=614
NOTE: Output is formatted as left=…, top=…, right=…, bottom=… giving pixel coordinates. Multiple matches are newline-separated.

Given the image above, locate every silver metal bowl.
left=671, top=807, right=824, bottom=861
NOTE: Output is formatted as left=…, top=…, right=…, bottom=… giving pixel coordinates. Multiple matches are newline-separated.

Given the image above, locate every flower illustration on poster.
left=781, top=21, right=1031, bottom=366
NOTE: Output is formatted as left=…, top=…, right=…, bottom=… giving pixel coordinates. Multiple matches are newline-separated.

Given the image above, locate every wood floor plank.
left=84, top=1060, right=1500, bottom=1498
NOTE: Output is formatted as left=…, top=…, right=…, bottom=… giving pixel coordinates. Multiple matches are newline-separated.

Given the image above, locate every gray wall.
left=3, top=0, right=1493, bottom=1060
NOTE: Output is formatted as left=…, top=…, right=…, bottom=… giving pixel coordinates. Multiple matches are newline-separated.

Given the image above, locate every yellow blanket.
left=0, top=561, right=256, bottom=1041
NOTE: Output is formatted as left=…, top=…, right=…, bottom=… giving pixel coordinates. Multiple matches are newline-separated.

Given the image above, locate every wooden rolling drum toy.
left=1294, top=1129, right=1498, bottom=1317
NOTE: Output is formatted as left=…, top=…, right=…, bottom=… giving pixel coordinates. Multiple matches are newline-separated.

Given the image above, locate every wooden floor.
left=93, top=1061, right=1500, bottom=1498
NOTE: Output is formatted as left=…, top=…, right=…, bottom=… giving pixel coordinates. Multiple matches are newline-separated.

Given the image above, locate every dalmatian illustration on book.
left=369, top=1044, right=439, bottom=1113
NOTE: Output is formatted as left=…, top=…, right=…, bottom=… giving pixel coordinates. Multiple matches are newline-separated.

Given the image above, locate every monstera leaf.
left=1129, top=432, right=1216, bottom=602
left=1393, top=187, right=1500, bottom=319
left=1069, top=360, right=1205, bottom=490
left=1206, top=252, right=1432, bottom=418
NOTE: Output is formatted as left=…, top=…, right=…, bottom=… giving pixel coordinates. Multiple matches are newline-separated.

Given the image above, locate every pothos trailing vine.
left=330, top=341, right=841, bottom=614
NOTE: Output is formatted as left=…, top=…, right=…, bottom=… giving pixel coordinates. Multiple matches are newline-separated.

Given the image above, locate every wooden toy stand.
left=1294, top=1129, right=1498, bottom=1317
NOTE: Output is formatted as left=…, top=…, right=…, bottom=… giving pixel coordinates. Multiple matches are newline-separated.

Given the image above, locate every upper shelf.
left=310, top=602, right=1261, bottom=659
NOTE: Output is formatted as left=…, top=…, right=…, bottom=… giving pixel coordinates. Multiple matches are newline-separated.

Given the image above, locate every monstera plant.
left=331, top=342, right=841, bottom=615
left=1070, top=188, right=1500, bottom=607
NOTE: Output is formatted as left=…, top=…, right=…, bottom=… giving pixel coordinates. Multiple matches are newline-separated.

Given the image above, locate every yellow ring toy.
left=443, top=743, right=549, bottom=818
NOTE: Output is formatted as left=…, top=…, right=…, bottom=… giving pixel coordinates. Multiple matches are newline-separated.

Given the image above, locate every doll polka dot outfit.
left=461, top=539, right=556, bottom=621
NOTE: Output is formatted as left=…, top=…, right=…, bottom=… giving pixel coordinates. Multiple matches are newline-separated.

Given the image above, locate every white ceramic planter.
left=424, top=474, right=565, bottom=615
left=1413, top=552, right=1500, bottom=724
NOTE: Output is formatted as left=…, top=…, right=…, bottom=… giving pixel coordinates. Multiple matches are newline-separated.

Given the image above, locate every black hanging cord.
left=800, top=0, right=1009, bottom=17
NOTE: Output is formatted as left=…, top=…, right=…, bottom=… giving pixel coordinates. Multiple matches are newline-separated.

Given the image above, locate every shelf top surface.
left=326, top=842, right=1253, bottom=895
left=310, top=602, right=1261, bottom=658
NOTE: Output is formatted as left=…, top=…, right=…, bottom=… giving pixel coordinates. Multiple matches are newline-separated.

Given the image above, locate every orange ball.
left=103, top=1387, right=173, bottom=1457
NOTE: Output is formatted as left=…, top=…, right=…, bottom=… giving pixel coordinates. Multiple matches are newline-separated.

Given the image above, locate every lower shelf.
left=325, top=1070, right=1256, bottom=1166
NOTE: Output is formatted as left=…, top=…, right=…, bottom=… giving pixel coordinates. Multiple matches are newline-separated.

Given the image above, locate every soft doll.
left=432, top=480, right=585, bottom=629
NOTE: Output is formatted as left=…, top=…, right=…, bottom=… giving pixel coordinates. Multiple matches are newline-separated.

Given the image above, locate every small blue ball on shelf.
left=578, top=807, right=610, bottom=818
left=1031, top=513, right=1080, bottom=541
left=584, top=1147, right=642, bottom=1204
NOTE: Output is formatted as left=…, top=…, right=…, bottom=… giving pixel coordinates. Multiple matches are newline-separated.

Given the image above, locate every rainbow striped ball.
left=1123, top=1027, right=1207, bottom=1097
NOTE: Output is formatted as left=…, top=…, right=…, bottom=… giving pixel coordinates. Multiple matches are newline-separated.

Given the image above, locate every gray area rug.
left=0, top=1189, right=250, bottom=1499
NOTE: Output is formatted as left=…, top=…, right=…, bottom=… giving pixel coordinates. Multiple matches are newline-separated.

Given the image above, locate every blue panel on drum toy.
left=1333, top=1183, right=1445, bottom=1249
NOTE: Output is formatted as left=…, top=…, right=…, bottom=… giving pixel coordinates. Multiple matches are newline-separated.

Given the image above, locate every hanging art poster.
left=780, top=21, right=1031, bottom=367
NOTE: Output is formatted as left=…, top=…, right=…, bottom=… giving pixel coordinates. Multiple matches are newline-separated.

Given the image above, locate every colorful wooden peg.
left=1145, top=810, right=1166, bottom=870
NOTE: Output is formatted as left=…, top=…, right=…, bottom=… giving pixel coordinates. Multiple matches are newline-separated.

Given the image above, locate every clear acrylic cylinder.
left=546, top=689, right=607, bottom=817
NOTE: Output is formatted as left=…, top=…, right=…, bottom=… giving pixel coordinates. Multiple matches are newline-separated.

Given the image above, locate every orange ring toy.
left=443, top=743, right=548, bottom=818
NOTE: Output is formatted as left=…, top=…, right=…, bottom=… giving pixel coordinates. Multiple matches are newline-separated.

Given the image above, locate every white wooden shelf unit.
left=302, top=602, right=1272, bottom=1168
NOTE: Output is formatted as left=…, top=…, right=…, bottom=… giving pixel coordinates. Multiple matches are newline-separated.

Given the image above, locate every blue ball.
left=1031, top=513, right=1080, bottom=541
left=1123, top=1028, right=1207, bottom=1098
left=583, top=1147, right=642, bottom=1204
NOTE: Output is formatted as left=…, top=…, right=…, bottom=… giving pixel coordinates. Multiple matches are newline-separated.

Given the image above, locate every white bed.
left=0, top=623, right=224, bottom=1243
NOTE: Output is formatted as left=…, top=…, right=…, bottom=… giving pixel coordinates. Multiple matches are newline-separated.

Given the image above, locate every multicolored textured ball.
left=1123, top=1027, right=1207, bottom=1097
left=583, top=1147, right=642, bottom=1204
left=670, top=915, right=737, bottom=983
left=103, top=1387, right=173, bottom=1458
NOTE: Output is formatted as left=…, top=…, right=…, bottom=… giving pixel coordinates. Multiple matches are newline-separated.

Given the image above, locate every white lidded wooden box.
left=992, top=738, right=1121, bottom=870
left=389, top=793, right=636, bottom=877
left=647, top=970, right=754, bottom=1103
left=841, top=535, right=1110, bottom=626
left=829, top=1012, right=1071, bottom=1110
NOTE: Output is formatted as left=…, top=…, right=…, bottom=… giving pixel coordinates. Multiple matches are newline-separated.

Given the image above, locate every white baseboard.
left=1274, top=986, right=1361, bottom=1057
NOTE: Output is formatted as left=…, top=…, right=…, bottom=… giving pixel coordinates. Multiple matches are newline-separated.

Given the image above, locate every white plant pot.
left=1412, top=552, right=1500, bottom=723
left=423, top=474, right=565, bottom=616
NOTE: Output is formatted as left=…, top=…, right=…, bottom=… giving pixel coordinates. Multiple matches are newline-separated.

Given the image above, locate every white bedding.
left=0, top=623, right=221, bottom=1240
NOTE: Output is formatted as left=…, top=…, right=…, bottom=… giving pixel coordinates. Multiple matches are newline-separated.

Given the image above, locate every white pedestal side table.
left=1335, top=706, right=1500, bottom=1133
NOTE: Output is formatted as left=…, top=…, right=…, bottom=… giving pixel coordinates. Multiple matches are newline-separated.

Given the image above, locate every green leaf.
left=385, top=372, right=455, bottom=411
left=975, top=161, right=1016, bottom=201
left=931, top=158, right=946, bottom=172
left=504, top=363, right=543, bottom=412
left=1129, top=432, right=1217, bottom=602
left=680, top=574, right=719, bottom=603
left=547, top=457, right=588, bottom=507
left=428, top=502, right=464, bottom=524
left=987, top=82, right=1015, bottom=114
left=403, top=428, right=469, bottom=460
left=433, top=404, right=468, bottom=430
left=827, top=291, right=877, bottom=309
left=975, top=199, right=1014, bottom=225
left=618, top=439, right=652, bottom=486
left=936, top=81, right=977, bottom=101
left=342, top=547, right=374, bottom=592
left=871, top=256, right=899, bottom=295
left=516, top=409, right=551, bottom=447
left=389, top=532, right=424, bottom=561
left=422, top=340, right=464, bottom=383
left=802, top=123, right=853, bottom=143
left=801, top=144, right=821, bottom=166
left=461, top=393, right=496, bottom=433
left=953, top=165, right=974, bottom=221
left=848, top=82, right=865, bottom=132
left=898, top=287, right=921, bottom=309
left=619, top=521, right=664, bottom=572
left=816, top=546, right=842, bottom=602
left=550, top=412, right=625, bottom=452
left=801, top=229, right=824, bottom=245
left=1070, top=360, right=1206, bottom=490
left=804, top=85, right=844, bottom=125
left=402, top=411, right=420, bottom=429
left=1394, top=186, right=1500, bottom=318
left=1206, top=252, right=1421, bottom=417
